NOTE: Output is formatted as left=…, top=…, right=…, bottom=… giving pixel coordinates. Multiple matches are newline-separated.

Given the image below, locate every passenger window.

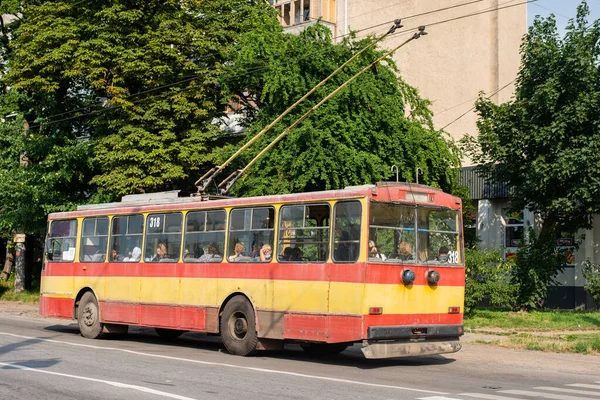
left=80, top=217, right=109, bottom=262
left=278, top=203, right=330, bottom=262
left=144, top=213, right=182, bottom=262
left=110, top=214, right=144, bottom=262
left=46, top=219, right=78, bottom=262
left=184, top=210, right=226, bottom=263
left=333, top=201, right=362, bottom=262
left=228, top=207, right=274, bottom=263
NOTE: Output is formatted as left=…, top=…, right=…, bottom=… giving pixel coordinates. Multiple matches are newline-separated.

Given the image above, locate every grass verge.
left=0, top=279, right=40, bottom=303
left=465, top=309, right=600, bottom=355
left=465, top=308, right=600, bottom=331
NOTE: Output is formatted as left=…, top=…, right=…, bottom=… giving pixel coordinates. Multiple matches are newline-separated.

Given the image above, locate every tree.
left=464, top=2, right=599, bottom=308
left=5, top=0, right=281, bottom=200
left=217, top=24, right=462, bottom=196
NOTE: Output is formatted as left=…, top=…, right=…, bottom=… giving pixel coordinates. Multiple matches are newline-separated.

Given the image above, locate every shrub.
left=582, top=260, right=600, bottom=310
left=511, top=227, right=566, bottom=311
left=464, top=246, right=517, bottom=314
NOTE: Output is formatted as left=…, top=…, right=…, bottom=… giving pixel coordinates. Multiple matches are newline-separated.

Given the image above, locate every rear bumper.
left=361, top=339, right=462, bottom=359
left=367, top=324, right=463, bottom=340
left=361, top=324, right=463, bottom=358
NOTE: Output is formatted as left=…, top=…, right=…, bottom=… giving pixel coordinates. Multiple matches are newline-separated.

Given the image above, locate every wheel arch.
left=73, top=287, right=97, bottom=320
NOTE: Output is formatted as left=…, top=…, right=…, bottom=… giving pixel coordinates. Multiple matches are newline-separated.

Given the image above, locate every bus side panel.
left=39, top=294, right=74, bottom=319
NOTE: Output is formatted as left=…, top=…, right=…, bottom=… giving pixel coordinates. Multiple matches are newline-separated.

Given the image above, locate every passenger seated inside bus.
left=151, top=243, right=167, bottom=262
left=252, top=244, right=272, bottom=262
left=438, top=246, right=449, bottom=263
left=124, top=247, right=142, bottom=262
left=229, top=242, right=251, bottom=262
left=290, top=247, right=303, bottom=261
left=110, top=248, right=119, bottom=262
left=198, top=243, right=222, bottom=262
left=280, top=246, right=293, bottom=261
left=368, top=240, right=386, bottom=261
left=393, top=241, right=413, bottom=261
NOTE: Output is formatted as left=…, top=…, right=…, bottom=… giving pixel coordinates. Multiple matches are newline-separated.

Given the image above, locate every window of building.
left=228, top=207, right=274, bottom=263
left=144, top=213, right=182, bottom=262
left=184, top=210, right=226, bottom=263
left=80, top=217, right=109, bottom=262
left=278, top=203, right=330, bottom=262
left=110, top=214, right=144, bottom=262
left=333, top=201, right=362, bottom=262
left=46, top=219, right=78, bottom=262
left=503, top=209, right=524, bottom=260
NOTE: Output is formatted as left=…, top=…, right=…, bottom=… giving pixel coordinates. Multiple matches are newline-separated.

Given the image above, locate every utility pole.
left=13, top=234, right=25, bottom=292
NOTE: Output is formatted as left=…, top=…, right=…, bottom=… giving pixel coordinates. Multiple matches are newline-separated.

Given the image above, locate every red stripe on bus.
left=44, top=262, right=464, bottom=286
left=40, top=297, right=461, bottom=343
left=40, top=296, right=73, bottom=319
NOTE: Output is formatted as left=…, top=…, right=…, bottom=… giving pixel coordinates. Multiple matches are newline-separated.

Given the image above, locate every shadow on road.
left=41, top=323, right=456, bottom=369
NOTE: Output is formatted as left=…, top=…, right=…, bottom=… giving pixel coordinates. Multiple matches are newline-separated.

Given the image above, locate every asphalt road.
left=0, top=311, right=599, bottom=400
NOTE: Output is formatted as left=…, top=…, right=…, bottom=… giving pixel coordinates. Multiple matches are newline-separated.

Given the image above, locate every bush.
left=464, top=246, right=517, bottom=314
left=511, top=227, right=566, bottom=311
left=582, top=260, right=600, bottom=310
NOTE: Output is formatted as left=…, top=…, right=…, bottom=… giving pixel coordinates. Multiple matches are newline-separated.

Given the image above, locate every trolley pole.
left=13, top=233, right=26, bottom=293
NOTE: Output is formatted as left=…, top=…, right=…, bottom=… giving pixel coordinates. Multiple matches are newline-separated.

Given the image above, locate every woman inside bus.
left=253, top=244, right=272, bottom=262
left=394, top=241, right=413, bottom=261
left=228, top=242, right=248, bottom=262
left=198, top=243, right=222, bottom=262
left=151, top=243, right=167, bottom=262
left=368, top=240, right=386, bottom=260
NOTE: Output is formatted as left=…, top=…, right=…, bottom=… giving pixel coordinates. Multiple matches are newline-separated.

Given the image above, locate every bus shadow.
left=42, top=325, right=456, bottom=368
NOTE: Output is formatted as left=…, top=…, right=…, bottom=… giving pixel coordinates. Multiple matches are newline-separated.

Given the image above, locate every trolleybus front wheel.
left=220, top=296, right=258, bottom=356
left=77, top=292, right=104, bottom=339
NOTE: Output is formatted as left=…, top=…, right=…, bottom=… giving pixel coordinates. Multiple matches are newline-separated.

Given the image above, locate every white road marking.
left=0, top=332, right=447, bottom=395
left=500, top=390, right=588, bottom=400
left=461, top=393, right=528, bottom=400
left=0, top=361, right=196, bottom=400
left=534, top=386, right=600, bottom=397
left=567, top=383, right=600, bottom=390
left=417, top=397, right=464, bottom=400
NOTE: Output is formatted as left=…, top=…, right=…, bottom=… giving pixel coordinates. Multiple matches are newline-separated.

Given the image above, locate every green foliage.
left=511, top=228, right=566, bottom=311
left=220, top=24, right=462, bottom=196
left=464, top=246, right=517, bottom=314
left=465, top=2, right=600, bottom=234
left=582, top=260, right=600, bottom=310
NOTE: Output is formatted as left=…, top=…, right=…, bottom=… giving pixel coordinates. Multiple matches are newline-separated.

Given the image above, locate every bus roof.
left=48, top=182, right=459, bottom=219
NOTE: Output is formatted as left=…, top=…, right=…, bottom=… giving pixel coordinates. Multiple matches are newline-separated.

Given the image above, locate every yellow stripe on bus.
left=41, top=276, right=463, bottom=315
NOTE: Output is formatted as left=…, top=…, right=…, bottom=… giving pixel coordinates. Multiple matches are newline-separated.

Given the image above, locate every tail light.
left=448, top=306, right=461, bottom=314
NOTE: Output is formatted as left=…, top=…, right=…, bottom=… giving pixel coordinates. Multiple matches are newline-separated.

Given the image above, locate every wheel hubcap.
left=83, top=303, right=96, bottom=327
left=230, top=312, right=248, bottom=340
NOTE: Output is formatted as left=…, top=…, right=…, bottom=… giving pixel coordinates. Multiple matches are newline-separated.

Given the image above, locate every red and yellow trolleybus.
left=40, top=182, right=464, bottom=358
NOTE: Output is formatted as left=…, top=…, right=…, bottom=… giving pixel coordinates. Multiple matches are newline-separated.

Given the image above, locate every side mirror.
left=46, top=251, right=53, bottom=261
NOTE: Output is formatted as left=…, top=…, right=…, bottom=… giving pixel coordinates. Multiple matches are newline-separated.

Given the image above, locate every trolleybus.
left=40, top=182, right=464, bottom=358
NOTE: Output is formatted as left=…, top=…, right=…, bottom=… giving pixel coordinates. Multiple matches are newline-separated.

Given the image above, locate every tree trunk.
left=1, top=241, right=13, bottom=281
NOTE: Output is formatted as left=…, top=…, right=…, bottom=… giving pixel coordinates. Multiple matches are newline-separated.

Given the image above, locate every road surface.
left=0, top=305, right=598, bottom=400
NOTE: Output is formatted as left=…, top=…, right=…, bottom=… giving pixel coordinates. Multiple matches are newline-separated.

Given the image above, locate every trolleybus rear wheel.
left=77, top=292, right=104, bottom=339
left=220, top=296, right=258, bottom=356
